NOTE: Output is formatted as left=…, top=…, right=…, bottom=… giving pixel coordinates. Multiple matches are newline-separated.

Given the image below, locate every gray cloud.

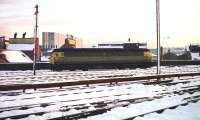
left=0, top=0, right=24, bottom=4
left=0, top=0, right=34, bottom=21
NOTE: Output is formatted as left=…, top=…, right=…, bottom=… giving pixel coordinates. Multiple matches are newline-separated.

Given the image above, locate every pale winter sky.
left=0, top=0, right=199, bottom=48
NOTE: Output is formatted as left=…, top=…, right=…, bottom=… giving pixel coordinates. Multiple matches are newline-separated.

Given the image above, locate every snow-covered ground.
left=134, top=101, right=200, bottom=120
left=0, top=65, right=200, bottom=120
left=0, top=65, right=200, bottom=85
left=83, top=95, right=200, bottom=120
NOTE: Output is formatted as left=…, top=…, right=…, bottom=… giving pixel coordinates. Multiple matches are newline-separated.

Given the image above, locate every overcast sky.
left=0, top=0, right=199, bottom=48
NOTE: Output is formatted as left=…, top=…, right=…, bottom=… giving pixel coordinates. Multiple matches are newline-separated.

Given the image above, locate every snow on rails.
left=0, top=66, right=200, bottom=119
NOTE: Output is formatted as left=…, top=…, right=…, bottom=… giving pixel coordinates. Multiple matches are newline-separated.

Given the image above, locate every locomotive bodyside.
left=50, top=48, right=152, bottom=70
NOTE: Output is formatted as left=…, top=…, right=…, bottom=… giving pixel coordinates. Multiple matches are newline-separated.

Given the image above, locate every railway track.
left=0, top=66, right=200, bottom=119
left=0, top=76, right=200, bottom=119
left=50, top=85, right=200, bottom=120
left=1, top=87, right=200, bottom=119
left=0, top=72, right=200, bottom=91
left=0, top=65, right=199, bottom=86
left=124, top=95, right=200, bottom=120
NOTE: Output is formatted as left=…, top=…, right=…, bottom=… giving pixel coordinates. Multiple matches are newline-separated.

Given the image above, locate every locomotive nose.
left=144, top=51, right=152, bottom=62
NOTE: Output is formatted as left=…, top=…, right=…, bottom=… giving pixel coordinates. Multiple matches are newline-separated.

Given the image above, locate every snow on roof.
left=191, top=53, right=200, bottom=60
left=7, top=44, right=34, bottom=51
left=2, top=50, right=32, bottom=63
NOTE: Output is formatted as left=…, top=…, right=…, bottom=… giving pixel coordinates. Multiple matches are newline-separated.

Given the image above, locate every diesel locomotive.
left=50, top=43, right=152, bottom=70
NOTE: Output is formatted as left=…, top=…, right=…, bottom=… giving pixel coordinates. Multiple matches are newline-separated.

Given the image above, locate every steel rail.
left=0, top=72, right=200, bottom=91
left=0, top=84, right=200, bottom=119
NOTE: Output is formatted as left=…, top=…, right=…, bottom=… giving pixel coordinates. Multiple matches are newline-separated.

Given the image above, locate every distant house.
left=41, top=33, right=83, bottom=62
left=189, top=44, right=200, bottom=60
left=61, top=35, right=83, bottom=48
left=9, top=38, right=34, bottom=44
left=98, top=42, right=147, bottom=49
left=42, top=32, right=65, bottom=49
left=7, top=37, right=40, bottom=62
left=189, top=44, right=200, bottom=53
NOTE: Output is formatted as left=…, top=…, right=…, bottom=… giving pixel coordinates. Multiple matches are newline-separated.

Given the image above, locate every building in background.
left=98, top=42, right=147, bottom=49
left=41, top=32, right=83, bottom=61
left=41, top=32, right=65, bottom=62
left=189, top=44, right=200, bottom=60
left=42, top=32, right=83, bottom=49
left=7, top=33, right=40, bottom=62
left=62, top=34, right=83, bottom=48
left=42, top=32, right=65, bottom=49
left=75, top=38, right=83, bottom=48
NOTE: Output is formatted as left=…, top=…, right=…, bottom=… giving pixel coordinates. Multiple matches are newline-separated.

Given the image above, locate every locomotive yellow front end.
left=144, top=50, right=152, bottom=62
left=50, top=52, right=64, bottom=65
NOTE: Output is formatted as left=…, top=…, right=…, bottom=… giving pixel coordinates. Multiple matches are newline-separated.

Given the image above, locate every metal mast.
left=33, top=4, right=39, bottom=75
left=156, top=0, right=161, bottom=75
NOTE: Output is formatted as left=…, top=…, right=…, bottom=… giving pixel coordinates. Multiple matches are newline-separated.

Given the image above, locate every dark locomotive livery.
left=50, top=43, right=152, bottom=70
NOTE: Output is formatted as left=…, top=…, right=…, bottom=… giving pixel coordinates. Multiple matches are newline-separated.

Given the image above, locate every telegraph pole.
left=33, top=4, right=39, bottom=75
left=156, top=0, right=161, bottom=75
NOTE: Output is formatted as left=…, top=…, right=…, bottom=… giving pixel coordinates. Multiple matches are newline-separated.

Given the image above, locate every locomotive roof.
left=53, top=48, right=149, bottom=52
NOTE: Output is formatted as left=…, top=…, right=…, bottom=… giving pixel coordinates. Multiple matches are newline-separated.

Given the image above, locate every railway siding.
left=0, top=66, right=200, bottom=119
left=0, top=72, right=200, bottom=91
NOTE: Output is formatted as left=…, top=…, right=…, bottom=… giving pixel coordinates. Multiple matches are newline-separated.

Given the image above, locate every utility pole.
left=33, top=4, right=39, bottom=75
left=156, top=0, right=161, bottom=75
